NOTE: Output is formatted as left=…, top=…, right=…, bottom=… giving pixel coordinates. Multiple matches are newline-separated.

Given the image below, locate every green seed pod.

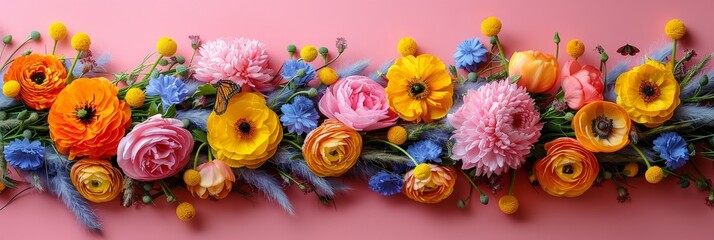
left=3, top=35, right=12, bottom=44
left=29, top=31, right=40, bottom=41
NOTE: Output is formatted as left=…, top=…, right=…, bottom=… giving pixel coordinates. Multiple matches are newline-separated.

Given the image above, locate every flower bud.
left=16, top=110, right=27, bottom=120
left=142, top=195, right=152, bottom=204
left=2, top=35, right=11, bottom=44
left=457, top=199, right=466, bottom=208
left=480, top=194, right=489, bottom=205
left=318, top=47, right=328, bottom=57
left=307, top=88, right=318, bottom=97
left=603, top=171, right=613, bottom=179
left=22, top=49, right=32, bottom=56
left=22, top=129, right=32, bottom=139
left=563, top=112, right=574, bottom=121
left=24, top=112, right=39, bottom=123
left=468, top=72, right=477, bottom=81
left=176, top=56, right=186, bottom=64
left=143, top=183, right=152, bottom=191
left=159, top=58, right=169, bottom=66
left=700, top=75, right=709, bottom=86
left=287, top=44, right=297, bottom=57
left=166, top=195, right=175, bottom=202
left=600, top=52, right=609, bottom=62
left=553, top=32, right=560, bottom=44
left=176, top=65, right=189, bottom=78
left=29, top=31, right=40, bottom=41
left=295, top=68, right=306, bottom=78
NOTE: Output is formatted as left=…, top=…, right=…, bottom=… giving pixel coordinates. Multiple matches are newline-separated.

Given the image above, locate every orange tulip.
left=508, top=50, right=559, bottom=93
left=402, top=164, right=456, bottom=204
left=572, top=101, right=631, bottom=152
left=534, top=138, right=599, bottom=197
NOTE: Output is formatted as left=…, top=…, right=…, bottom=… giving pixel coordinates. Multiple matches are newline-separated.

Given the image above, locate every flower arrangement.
left=0, top=17, right=713, bottom=233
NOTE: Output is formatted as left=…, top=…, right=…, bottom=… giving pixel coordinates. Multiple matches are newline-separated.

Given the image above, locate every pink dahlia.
left=448, top=80, right=542, bottom=176
left=318, top=75, right=398, bottom=131
left=194, top=37, right=276, bottom=93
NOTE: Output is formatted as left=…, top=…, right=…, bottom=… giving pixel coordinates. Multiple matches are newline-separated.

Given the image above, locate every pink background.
left=1, top=0, right=713, bottom=239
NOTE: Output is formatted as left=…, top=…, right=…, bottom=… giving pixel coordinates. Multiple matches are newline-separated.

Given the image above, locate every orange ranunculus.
left=508, top=51, right=559, bottom=93
left=302, top=119, right=362, bottom=177
left=403, top=164, right=457, bottom=204
left=534, top=137, right=599, bottom=197
left=188, top=160, right=235, bottom=199
left=572, top=101, right=631, bottom=153
left=70, top=159, right=124, bottom=203
left=3, top=54, right=67, bottom=110
left=48, top=77, right=132, bottom=160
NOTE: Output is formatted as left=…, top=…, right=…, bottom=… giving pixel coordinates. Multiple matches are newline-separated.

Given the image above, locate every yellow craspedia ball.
left=124, top=88, right=146, bottom=108
left=300, top=45, right=318, bottom=62
left=397, top=37, right=417, bottom=57
left=623, top=162, right=639, bottom=177
left=387, top=126, right=408, bottom=145
left=645, top=166, right=664, bottom=184
left=0, top=181, right=5, bottom=192
left=413, top=163, right=431, bottom=180
left=318, top=67, right=339, bottom=85
left=498, top=195, right=519, bottom=214
left=71, top=32, right=91, bottom=51
left=2, top=81, right=21, bottom=98
left=665, top=19, right=686, bottom=40
left=566, top=39, right=585, bottom=59
left=48, top=21, right=67, bottom=41
left=176, top=202, right=196, bottom=221
left=183, top=169, right=201, bottom=187
left=157, top=37, right=178, bottom=57
left=481, top=16, right=502, bottom=37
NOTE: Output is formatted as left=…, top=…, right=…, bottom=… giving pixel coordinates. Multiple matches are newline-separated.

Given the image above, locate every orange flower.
left=3, top=54, right=66, bottom=110
left=70, top=159, right=124, bottom=203
left=508, top=51, right=559, bottom=93
left=402, top=164, right=456, bottom=204
left=534, top=138, right=599, bottom=197
left=48, top=78, right=132, bottom=160
left=302, top=119, right=362, bottom=177
left=188, top=160, right=235, bottom=199
left=572, top=101, right=631, bottom=152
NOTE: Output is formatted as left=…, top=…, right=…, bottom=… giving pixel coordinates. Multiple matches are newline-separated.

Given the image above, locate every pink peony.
left=116, top=115, right=194, bottom=181
left=318, top=75, right=398, bottom=131
left=194, top=37, right=276, bottom=93
left=448, top=80, right=542, bottom=176
left=560, top=60, right=604, bottom=110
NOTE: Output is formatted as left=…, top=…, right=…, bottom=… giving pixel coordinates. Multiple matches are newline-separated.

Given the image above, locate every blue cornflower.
left=3, top=138, right=44, bottom=171
left=368, top=171, right=404, bottom=196
left=652, top=132, right=690, bottom=170
left=145, top=74, right=191, bottom=111
left=453, top=38, right=489, bottom=72
left=406, top=140, right=443, bottom=167
left=281, top=60, right=316, bottom=86
left=280, top=95, right=319, bottom=135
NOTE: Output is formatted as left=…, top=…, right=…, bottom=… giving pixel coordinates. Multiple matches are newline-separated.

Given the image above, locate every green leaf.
left=163, top=105, right=176, bottom=118
left=510, top=74, right=521, bottom=83
left=191, top=129, right=208, bottom=143
left=193, top=84, right=217, bottom=97
left=148, top=102, right=159, bottom=116
left=1, top=177, right=17, bottom=189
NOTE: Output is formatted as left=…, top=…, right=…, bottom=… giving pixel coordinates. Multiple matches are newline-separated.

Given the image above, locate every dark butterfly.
left=212, top=80, right=241, bottom=115
left=617, top=44, right=640, bottom=56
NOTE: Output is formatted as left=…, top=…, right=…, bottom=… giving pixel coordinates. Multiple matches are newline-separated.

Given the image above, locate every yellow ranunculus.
left=385, top=54, right=454, bottom=123
left=207, top=92, right=282, bottom=168
left=572, top=101, right=631, bottom=153
left=70, top=159, right=123, bottom=203
left=615, top=59, right=680, bottom=128
left=302, top=119, right=362, bottom=177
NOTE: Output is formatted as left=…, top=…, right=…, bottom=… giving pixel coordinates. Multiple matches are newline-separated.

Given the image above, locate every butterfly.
left=617, top=44, right=640, bottom=56
left=212, top=80, right=241, bottom=115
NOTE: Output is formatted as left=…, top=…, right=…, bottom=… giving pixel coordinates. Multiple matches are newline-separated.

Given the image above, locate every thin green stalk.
left=315, top=51, right=342, bottom=71
left=193, top=143, right=206, bottom=169
left=158, top=180, right=176, bottom=200
left=282, top=139, right=303, bottom=151
left=369, top=139, right=418, bottom=166
left=65, top=51, right=82, bottom=84
left=671, top=40, right=677, bottom=66
left=143, top=55, right=163, bottom=81
left=459, top=169, right=484, bottom=195
left=508, top=168, right=517, bottom=195
left=630, top=143, right=651, bottom=168
left=0, top=44, right=7, bottom=60
left=494, top=35, right=508, bottom=70
left=0, top=37, right=33, bottom=72
left=188, top=49, right=197, bottom=68
left=51, top=41, right=58, bottom=55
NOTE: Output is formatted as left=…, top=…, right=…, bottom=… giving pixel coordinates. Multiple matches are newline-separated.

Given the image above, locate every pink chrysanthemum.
left=448, top=80, right=543, bottom=176
left=194, top=38, right=276, bottom=93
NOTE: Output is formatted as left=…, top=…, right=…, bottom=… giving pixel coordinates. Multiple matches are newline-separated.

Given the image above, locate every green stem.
left=0, top=44, right=7, bottom=61
left=51, top=41, right=58, bottom=55
left=494, top=35, right=508, bottom=70
left=315, top=51, right=342, bottom=71
left=143, top=55, right=163, bottom=81
left=0, top=38, right=32, bottom=72
left=188, top=49, right=198, bottom=68
left=662, top=168, right=683, bottom=178
left=193, top=143, right=206, bottom=169
left=671, top=40, right=677, bottom=66
left=555, top=42, right=560, bottom=61
left=459, top=169, right=484, bottom=195
left=285, top=90, right=313, bottom=103
left=276, top=168, right=306, bottom=190
left=65, top=51, right=82, bottom=84
left=207, top=148, right=214, bottom=162
left=508, top=168, right=517, bottom=195
left=630, top=143, right=651, bottom=168
left=369, top=139, right=418, bottom=166
left=282, top=139, right=303, bottom=151
left=158, top=180, right=176, bottom=200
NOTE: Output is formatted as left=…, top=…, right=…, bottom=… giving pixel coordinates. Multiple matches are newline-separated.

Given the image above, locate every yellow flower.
left=386, top=125, right=407, bottom=145
left=318, top=67, right=339, bottom=85
left=207, top=92, right=282, bottom=168
left=665, top=19, right=686, bottom=40
left=2, top=80, right=20, bottom=98
left=572, top=101, right=631, bottom=152
left=0, top=181, right=6, bottom=192
left=481, top=16, right=502, bottom=37
left=124, top=88, right=145, bottom=107
left=397, top=37, right=417, bottom=57
left=176, top=202, right=196, bottom=221
left=615, top=59, right=680, bottom=128
left=413, top=163, right=431, bottom=180
left=157, top=37, right=178, bottom=56
left=183, top=169, right=201, bottom=187
left=70, top=159, right=124, bottom=203
left=48, top=21, right=67, bottom=41
left=623, top=162, right=639, bottom=177
left=385, top=54, right=454, bottom=123
left=566, top=39, right=585, bottom=59
left=300, top=45, right=318, bottom=62
left=303, top=119, right=362, bottom=177
left=498, top=195, right=519, bottom=214
left=645, top=166, right=664, bottom=184
left=71, top=32, right=91, bottom=51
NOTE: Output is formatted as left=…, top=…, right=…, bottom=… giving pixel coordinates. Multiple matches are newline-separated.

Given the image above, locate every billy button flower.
left=480, top=16, right=507, bottom=69
left=183, top=169, right=201, bottom=187
left=397, top=37, right=417, bottom=57
left=66, top=32, right=91, bottom=84
left=317, top=67, right=339, bottom=85
left=143, top=37, right=178, bottom=82
left=176, top=202, right=196, bottom=221
left=567, top=39, right=585, bottom=60
left=124, top=88, right=146, bottom=107
left=48, top=21, right=67, bottom=55
left=387, top=125, right=408, bottom=145
left=300, top=45, right=318, bottom=62
left=664, top=19, right=686, bottom=62
left=2, top=80, right=20, bottom=98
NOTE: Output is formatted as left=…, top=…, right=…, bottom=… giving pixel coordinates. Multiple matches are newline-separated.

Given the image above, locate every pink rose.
left=318, top=75, right=398, bottom=131
left=117, top=115, right=194, bottom=181
left=561, top=60, right=604, bottom=110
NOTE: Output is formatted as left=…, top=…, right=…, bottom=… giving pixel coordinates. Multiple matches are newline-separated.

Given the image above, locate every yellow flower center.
left=638, top=81, right=660, bottom=103
left=235, top=119, right=254, bottom=139
left=30, top=72, right=46, bottom=85
left=408, top=79, right=430, bottom=100
left=591, top=115, right=613, bottom=139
